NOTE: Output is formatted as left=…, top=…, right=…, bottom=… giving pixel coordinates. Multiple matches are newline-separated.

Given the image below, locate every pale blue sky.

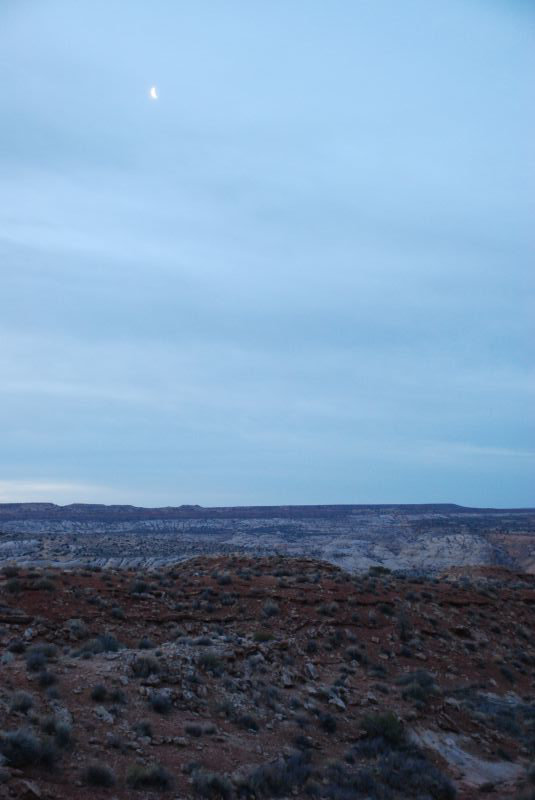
left=1, top=0, right=534, bottom=506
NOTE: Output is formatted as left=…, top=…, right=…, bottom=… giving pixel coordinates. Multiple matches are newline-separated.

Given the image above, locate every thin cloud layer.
left=0, top=1, right=533, bottom=506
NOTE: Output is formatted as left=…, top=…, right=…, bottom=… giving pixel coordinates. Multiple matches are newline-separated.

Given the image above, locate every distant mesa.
left=0, top=502, right=533, bottom=573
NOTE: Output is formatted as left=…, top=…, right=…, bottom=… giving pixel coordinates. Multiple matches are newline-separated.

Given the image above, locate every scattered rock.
left=94, top=705, right=114, bottom=724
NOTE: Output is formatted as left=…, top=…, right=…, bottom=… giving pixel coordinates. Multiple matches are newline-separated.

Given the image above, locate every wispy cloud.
left=0, top=480, right=115, bottom=504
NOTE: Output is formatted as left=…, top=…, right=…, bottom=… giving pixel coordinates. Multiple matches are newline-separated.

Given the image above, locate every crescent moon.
left=149, top=86, right=158, bottom=100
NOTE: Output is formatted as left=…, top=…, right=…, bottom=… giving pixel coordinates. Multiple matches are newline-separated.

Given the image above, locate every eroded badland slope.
left=1, top=557, right=535, bottom=800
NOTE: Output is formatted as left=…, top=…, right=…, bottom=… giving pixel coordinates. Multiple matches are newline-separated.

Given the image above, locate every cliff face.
left=0, top=503, right=534, bottom=572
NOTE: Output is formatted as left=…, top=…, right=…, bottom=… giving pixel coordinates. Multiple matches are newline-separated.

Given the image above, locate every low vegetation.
left=0, top=556, right=534, bottom=798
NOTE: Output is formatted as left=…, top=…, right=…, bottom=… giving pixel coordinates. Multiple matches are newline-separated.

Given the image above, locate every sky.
left=0, top=0, right=534, bottom=508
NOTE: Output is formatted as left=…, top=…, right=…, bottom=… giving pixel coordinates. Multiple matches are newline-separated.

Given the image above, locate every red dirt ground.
left=1, top=556, right=534, bottom=799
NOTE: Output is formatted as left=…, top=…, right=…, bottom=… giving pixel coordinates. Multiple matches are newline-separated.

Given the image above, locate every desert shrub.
left=397, top=670, right=438, bottom=705
left=53, top=723, right=71, bottom=748
left=45, top=687, right=60, bottom=703
left=86, top=593, right=105, bottom=607
left=9, top=691, right=35, bottom=713
left=40, top=717, right=72, bottom=748
left=109, top=688, right=127, bottom=705
left=253, top=630, right=273, bottom=643
left=289, top=696, right=302, bottom=711
left=5, top=577, right=22, bottom=593
left=82, top=763, right=116, bottom=787
left=2, top=564, right=19, bottom=578
left=0, top=729, right=41, bottom=766
left=111, top=605, right=125, bottom=620
left=379, top=603, right=394, bottom=616
left=79, top=633, right=121, bottom=656
left=138, top=636, right=155, bottom=649
left=237, top=713, right=259, bottom=732
left=197, top=651, right=223, bottom=674
left=106, top=733, right=126, bottom=751
left=397, top=612, right=413, bottom=643
left=91, top=684, right=108, bottom=701
left=322, top=761, right=379, bottom=798
left=351, top=715, right=456, bottom=798
left=293, top=733, right=313, bottom=751
left=327, top=629, right=345, bottom=650
left=517, top=792, right=535, bottom=800
left=344, top=645, right=362, bottom=662
left=34, top=577, right=55, bottom=591
left=8, top=639, right=26, bottom=654
left=500, top=665, right=516, bottom=684
left=305, top=639, right=318, bottom=654
left=149, top=691, right=172, bottom=714
left=318, top=712, right=337, bottom=734
left=379, top=749, right=456, bottom=799
left=66, top=618, right=88, bottom=639
left=193, top=769, right=233, bottom=799
left=369, top=565, right=391, bottom=575
left=372, top=683, right=390, bottom=696
left=130, top=579, right=149, bottom=594
left=132, top=654, right=160, bottom=677
left=273, top=567, right=290, bottom=578
left=258, top=684, right=282, bottom=712
left=26, top=643, right=56, bottom=672
left=220, top=593, right=236, bottom=607
left=134, top=720, right=153, bottom=738
left=318, top=601, right=339, bottom=617
left=97, top=633, right=120, bottom=651
left=402, top=683, right=435, bottom=704
left=262, top=600, right=279, bottom=618
left=38, top=736, right=59, bottom=768
left=127, top=762, right=173, bottom=790
left=0, top=728, right=58, bottom=769
left=361, top=712, right=405, bottom=747
left=239, top=752, right=311, bottom=798
left=38, top=670, right=57, bottom=688
left=216, top=697, right=238, bottom=720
